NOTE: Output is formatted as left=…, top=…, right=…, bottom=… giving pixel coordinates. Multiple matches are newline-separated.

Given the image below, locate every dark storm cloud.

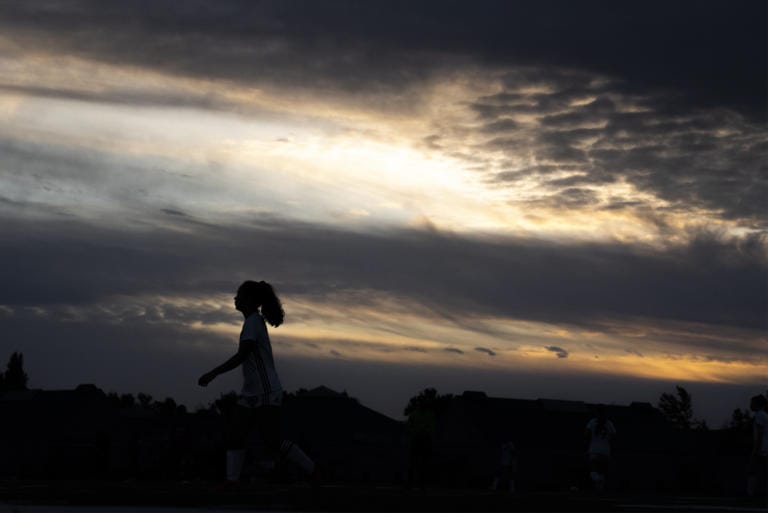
left=0, top=214, right=764, bottom=351
left=0, top=0, right=763, bottom=119
left=475, top=347, right=497, bottom=357
left=545, top=346, right=569, bottom=359
left=465, top=72, right=767, bottom=225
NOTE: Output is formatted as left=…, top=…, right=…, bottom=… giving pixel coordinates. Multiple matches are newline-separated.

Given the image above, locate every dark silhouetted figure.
left=405, top=388, right=438, bottom=490
left=491, top=441, right=518, bottom=493
left=748, top=394, right=767, bottom=498
left=585, top=405, right=615, bottom=493
left=199, top=280, right=314, bottom=483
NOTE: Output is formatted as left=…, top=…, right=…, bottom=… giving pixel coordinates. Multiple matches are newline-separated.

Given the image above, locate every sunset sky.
left=0, top=1, right=765, bottom=425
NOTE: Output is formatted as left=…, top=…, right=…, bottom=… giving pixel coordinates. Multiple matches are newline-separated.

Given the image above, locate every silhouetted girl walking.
left=198, top=280, right=315, bottom=483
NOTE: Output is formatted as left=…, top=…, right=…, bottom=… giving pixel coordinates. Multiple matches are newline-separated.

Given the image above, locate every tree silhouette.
left=155, top=397, right=186, bottom=414
left=3, top=352, right=28, bottom=391
left=137, top=392, right=154, bottom=409
left=213, top=391, right=240, bottom=415
left=404, top=387, right=454, bottom=417
left=658, top=386, right=706, bottom=430
left=727, top=407, right=753, bottom=431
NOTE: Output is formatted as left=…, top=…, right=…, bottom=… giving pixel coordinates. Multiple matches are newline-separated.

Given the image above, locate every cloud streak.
left=545, top=346, right=570, bottom=359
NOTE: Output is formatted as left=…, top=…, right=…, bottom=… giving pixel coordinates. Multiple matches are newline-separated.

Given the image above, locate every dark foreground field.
left=0, top=480, right=765, bottom=513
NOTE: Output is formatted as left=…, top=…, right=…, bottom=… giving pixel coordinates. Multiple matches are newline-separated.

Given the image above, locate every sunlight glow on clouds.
left=2, top=49, right=762, bottom=249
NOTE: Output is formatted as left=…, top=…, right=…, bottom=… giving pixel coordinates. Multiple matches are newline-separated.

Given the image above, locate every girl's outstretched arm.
left=198, top=339, right=255, bottom=386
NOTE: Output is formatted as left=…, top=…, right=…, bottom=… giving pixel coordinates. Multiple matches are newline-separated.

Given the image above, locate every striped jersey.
left=239, top=312, right=283, bottom=407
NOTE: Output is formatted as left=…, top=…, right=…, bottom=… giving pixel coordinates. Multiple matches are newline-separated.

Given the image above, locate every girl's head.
left=234, top=280, right=285, bottom=327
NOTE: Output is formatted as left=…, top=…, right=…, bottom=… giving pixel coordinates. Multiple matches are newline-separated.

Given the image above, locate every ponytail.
left=237, top=280, right=285, bottom=327
left=258, top=281, right=284, bottom=327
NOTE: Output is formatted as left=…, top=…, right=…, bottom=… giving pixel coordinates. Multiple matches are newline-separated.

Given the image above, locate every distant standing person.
left=405, top=390, right=438, bottom=490
left=491, top=441, right=518, bottom=493
left=198, top=280, right=315, bottom=483
left=585, top=405, right=616, bottom=493
left=748, top=394, right=767, bottom=498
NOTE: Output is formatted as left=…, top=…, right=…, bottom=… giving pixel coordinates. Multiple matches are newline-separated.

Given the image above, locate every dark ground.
left=0, top=480, right=765, bottom=513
